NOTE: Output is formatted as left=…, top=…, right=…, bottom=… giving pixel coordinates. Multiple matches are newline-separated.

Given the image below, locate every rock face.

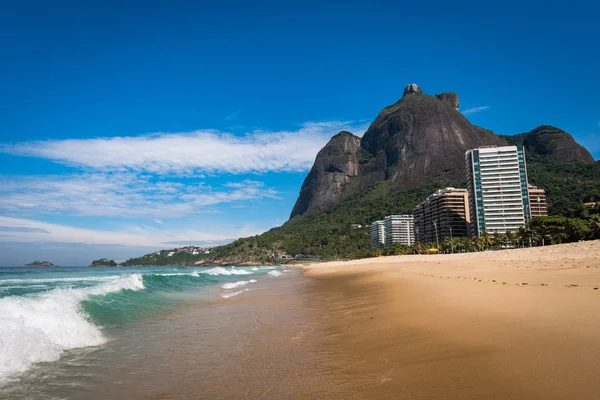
left=435, top=92, right=459, bottom=110
left=290, top=131, right=361, bottom=217
left=290, top=84, right=595, bottom=219
left=403, top=83, right=422, bottom=96
left=291, top=85, right=501, bottom=218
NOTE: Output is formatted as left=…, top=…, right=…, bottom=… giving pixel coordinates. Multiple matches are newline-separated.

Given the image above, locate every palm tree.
left=516, top=226, right=528, bottom=248
left=480, top=232, right=492, bottom=250
left=505, top=230, right=515, bottom=248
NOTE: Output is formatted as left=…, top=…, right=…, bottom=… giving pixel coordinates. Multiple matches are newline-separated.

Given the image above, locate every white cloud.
left=462, top=105, right=490, bottom=115
left=0, top=121, right=370, bottom=175
left=0, top=173, right=279, bottom=218
left=0, top=216, right=261, bottom=247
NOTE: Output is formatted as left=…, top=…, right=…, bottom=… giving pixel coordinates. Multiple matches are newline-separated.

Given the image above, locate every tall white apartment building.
left=370, top=220, right=385, bottom=248
left=383, top=215, right=415, bottom=247
left=465, top=146, right=531, bottom=236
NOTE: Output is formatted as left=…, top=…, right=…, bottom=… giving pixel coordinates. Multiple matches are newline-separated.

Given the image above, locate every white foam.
left=251, top=267, right=259, bottom=271
left=221, top=279, right=257, bottom=290
left=0, top=276, right=118, bottom=284
left=268, top=271, right=282, bottom=277
left=202, top=267, right=252, bottom=276
left=0, top=274, right=145, bottom=385
left=220, top=290, right=245, bottom=299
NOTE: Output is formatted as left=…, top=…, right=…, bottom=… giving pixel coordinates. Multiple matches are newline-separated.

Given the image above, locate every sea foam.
left=221, top=279, right=257, bottom=290
left=0, top=274, right=144, bottom=385
left=202, top=267, right=253, bottom=276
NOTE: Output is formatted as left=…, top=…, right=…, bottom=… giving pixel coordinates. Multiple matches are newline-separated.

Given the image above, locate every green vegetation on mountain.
left=122, top=246, right=208, bottom=266
left=204, top=182, right=446, bottom=263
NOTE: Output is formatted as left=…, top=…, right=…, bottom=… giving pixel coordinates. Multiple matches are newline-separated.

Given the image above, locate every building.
left=383, top=215, right=415, bottom=247
left=528, top=185, right=548, bottom=217
left=413, top=187, right=470, bottom=244
left=370, top=220, right=385, bottom=248
left=465, top=145, right=531, bottom=236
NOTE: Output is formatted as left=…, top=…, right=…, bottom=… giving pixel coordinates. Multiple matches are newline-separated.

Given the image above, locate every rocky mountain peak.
left=403, top=83, right=422, bottom=97
left=435, top=92, right=460, bottom=110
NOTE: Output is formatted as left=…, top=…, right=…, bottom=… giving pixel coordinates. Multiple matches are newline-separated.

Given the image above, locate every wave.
left=0, top=274, right=144, bottom=385
left=220, top=290, right=246, bottom=299
left=221, top=279, right=257, bottom=290
left=202, top=267, right=252, bottom=276
left=0, top=266, right=276, bottom=384
left=0, top=276, right=118, bottom=284
left=268, top=271, right=282, bottom=277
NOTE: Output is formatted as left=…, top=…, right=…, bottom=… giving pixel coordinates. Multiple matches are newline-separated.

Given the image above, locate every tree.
left=516, top=226, right=527, bottom=248
left=505, top=230, right=515, bottom=248
left=480, top=232, right=492, bottom=250
left=566, top=218, right=591, bottom=241
left=591, top=215, right=600, bottom=239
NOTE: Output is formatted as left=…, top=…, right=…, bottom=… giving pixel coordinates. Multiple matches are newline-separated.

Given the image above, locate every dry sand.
left=302, top=240, right=600, bottom=399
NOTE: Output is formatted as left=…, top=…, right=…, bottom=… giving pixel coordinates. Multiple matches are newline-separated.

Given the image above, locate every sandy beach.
left=302, top=240, right=600, bottom=399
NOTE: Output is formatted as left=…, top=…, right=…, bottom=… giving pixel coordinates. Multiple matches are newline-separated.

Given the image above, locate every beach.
left=2, top=241, right=600, bottom=399
left=302, top=240, right=600, bottom=399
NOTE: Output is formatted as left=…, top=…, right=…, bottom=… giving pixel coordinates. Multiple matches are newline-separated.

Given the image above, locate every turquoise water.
left=0, top=265, right=282, bottom=385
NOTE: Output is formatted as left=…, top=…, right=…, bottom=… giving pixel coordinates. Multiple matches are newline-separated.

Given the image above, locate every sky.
left=0, top=0, right=599, bottom=266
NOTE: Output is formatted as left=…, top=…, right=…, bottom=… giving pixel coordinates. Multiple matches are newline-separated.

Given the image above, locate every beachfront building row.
left=370, top=215, right=415, bottom=248
left=413, top=188, right=471, bottom=244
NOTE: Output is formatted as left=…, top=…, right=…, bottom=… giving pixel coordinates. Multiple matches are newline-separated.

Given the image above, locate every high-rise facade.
left=413, top=187, right=470, bottom=243
left=370, top=220, right=385, bottom=248
left=528, top=185, right=548, bottom=217
left=383, top=215, right=415, bottom=247
left=465, top=146, right=531, bottom=236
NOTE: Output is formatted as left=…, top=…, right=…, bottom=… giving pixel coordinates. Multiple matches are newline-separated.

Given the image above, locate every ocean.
left=0, top=265, right=299, bottom=399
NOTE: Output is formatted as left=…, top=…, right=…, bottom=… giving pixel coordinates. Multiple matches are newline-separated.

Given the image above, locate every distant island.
left=89, top=258, right=118, bottom=267
left=24, top=260, right=56, bottom=268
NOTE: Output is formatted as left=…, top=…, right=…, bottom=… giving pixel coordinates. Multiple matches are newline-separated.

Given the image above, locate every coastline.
left=300, top=240, right=600, bottom=399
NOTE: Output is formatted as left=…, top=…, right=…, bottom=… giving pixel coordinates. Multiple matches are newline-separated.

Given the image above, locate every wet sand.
left=304, top=240, right=600, bottom=399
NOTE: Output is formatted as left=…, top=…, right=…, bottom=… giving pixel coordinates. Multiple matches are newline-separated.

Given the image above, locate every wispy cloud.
left=462, top=105, right=490, bottom=115
left=225, top=108, right=244, bottom=121
left=0, top=121, right=370, bottom=175
left=0, top=216, right=258, bottom=247
left=0, top=173, right=279, bottom=218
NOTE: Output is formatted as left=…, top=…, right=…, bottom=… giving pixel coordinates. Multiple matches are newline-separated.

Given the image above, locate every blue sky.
left=0, top=0, right=599, bottom=266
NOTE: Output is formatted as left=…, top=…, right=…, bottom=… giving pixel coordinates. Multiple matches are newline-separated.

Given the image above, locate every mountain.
left=291, top=84, right=503, bottom=218
left=502, top=125, right=595, bottom=163
left=292, top=84, right=595, bottom=219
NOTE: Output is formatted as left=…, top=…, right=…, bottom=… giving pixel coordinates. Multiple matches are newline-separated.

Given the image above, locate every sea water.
left=0, top=265, right=286, bottom=390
